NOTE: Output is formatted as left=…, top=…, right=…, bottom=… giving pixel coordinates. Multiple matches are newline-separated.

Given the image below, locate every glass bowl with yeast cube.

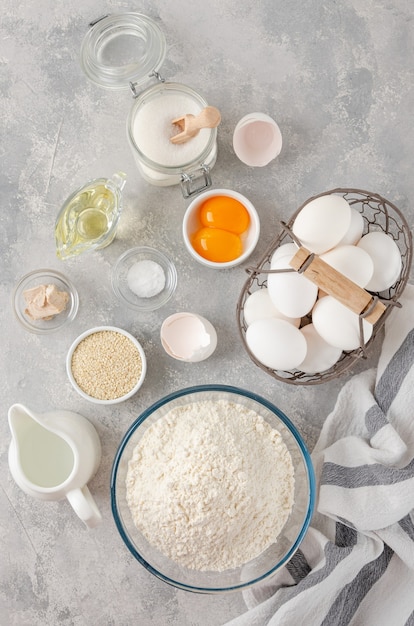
left=237, top=188, right=413, bottom=385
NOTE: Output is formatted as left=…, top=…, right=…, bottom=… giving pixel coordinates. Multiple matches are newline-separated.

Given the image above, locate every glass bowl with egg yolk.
left=182, top=189, right=260, bottom=269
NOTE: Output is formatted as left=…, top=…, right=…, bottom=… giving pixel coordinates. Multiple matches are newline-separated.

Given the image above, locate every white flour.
left=125, top=399, right=295, bottom=572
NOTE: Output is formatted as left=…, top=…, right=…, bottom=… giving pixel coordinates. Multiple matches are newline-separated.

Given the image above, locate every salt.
left=127, top=260, right=166, bottom=298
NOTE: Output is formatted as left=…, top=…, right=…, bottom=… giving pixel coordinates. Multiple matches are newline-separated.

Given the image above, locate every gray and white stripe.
left=227, top=287, right=414, bottom=626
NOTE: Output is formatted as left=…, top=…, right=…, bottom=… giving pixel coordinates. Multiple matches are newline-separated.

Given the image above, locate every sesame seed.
left=71, top=330, right=143, bottom=400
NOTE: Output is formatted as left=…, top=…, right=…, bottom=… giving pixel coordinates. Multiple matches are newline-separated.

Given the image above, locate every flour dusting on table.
left=126, top=400, right=295, bottom=571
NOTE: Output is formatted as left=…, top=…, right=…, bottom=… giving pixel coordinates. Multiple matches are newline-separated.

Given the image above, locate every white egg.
left=270, top=242, right=299, bottom=267
left=337, top=207, right=364, bottom=245
left=246, top=318, right=307, bottom=370
left=243, top=289, right=301, bottom=327
left=312, top=296, right=373, bottom=350
left=267, top=253, right=318, bottom=318
left=298, top=324, right=343, bottom=374
left=357, top=231, right=402, bottom=292
left=292, top=194, right=351, bottom=254
left=160, top=313, right=217, bottom=362
left=320, top=245, right=374, bottom=287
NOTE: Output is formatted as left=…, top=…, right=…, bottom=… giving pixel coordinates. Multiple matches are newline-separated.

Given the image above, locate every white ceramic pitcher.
left=8, top=403, right=102, bottom=528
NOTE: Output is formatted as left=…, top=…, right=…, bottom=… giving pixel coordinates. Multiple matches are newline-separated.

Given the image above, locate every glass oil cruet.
left=55, top=171, right=126, bottom=260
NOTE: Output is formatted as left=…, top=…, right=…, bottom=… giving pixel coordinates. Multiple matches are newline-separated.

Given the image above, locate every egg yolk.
left=199, top=196, right=250, bottom=234
left=191, top=227, right=243, bottom=263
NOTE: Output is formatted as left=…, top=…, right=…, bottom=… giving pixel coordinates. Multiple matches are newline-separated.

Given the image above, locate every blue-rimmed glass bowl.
left=111, top=385, right=315, bottom=594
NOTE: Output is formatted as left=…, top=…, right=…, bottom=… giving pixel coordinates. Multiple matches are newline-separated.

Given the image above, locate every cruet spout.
left=108, top=171, right=127, bottom=193
left=55, top=171, right=127, bottom=260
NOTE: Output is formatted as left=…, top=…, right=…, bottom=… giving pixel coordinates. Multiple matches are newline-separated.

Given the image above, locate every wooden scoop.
left=170, top=106, right=221, bottom=144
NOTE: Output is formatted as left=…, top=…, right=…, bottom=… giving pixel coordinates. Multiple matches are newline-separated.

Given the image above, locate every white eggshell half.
left=320, top=245, right=374, bottom=287
left=267, top=254, right=318, bottom=318
left=292, top=194, right=351, bottom=254
left=298, top=324, right=343, bottom=374
left=312, top=296, right=373, bottom=350
left=243, top=289, right=300, bottom=327
left=232, top=116, right=282, bottom=167
left=357, top=231, right=402, bottom=292
left=270, top=243, right=299, bottom=267
left=337, top=207, right=364, bottom=245
left=160, top=313, right=217, bottom=362
left=246, top=318, right=307, bottom=370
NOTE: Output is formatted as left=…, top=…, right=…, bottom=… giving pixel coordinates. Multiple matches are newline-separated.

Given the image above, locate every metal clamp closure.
left=130, top=71, right=165, bottom=99
left=88, top=15, right=109, bottom=27
left=149, top=71, right=165, bottom=83
left=180, top=165, right=212, bottom=198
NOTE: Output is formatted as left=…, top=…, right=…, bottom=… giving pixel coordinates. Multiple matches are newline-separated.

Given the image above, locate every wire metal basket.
left=236, top=188, right=413, bottom=385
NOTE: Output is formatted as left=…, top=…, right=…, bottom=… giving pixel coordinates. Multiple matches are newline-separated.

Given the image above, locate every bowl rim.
left=182, top=189, right=261, bottom=269
left=12, top=268, right=79, bottom=334
left=111, top=246, right=178, bottom=311
left=66, top=325, right=147, bottom=405
left=110, top=383, right=315, bottom=593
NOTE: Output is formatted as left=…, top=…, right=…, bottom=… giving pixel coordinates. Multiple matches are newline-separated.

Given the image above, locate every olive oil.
left=55, top=172, right=126, bottom=260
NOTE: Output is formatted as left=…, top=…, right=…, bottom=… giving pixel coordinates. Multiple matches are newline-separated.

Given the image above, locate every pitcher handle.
left=66, top=486, right=102, bottom=529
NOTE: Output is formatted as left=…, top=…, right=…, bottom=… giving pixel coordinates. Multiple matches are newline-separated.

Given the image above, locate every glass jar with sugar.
left=80, top=13, right=218, bottom=197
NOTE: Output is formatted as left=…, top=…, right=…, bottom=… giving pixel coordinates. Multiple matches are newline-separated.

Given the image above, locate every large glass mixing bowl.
left=111, top=385, right=315, bottom=593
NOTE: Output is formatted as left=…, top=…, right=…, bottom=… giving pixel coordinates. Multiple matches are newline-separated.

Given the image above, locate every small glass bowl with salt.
left=111, top=247, right=177, bottom=312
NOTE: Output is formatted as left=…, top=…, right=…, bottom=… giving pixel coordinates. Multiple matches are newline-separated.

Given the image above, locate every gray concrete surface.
left=1, top=1, right=413, bottom=624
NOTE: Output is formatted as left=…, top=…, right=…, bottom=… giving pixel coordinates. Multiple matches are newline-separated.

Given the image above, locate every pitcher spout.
left=8, top=403, right=42, bottom=441
left=8, top=403, right=76, bottom=494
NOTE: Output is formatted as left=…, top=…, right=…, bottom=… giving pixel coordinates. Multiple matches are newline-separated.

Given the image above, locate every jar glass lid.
left=80, top=13, right=167, bottom=90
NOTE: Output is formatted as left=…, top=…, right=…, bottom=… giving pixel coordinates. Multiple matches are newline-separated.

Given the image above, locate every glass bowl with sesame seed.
left=66, top=326, right=147, bottom=404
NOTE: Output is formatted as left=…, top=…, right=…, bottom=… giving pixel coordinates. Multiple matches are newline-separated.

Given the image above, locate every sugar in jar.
left=81, top=13, right=218, bottom=196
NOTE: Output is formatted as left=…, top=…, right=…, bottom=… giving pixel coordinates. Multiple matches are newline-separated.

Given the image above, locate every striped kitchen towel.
left=226, top=283, right=414, bottom=626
